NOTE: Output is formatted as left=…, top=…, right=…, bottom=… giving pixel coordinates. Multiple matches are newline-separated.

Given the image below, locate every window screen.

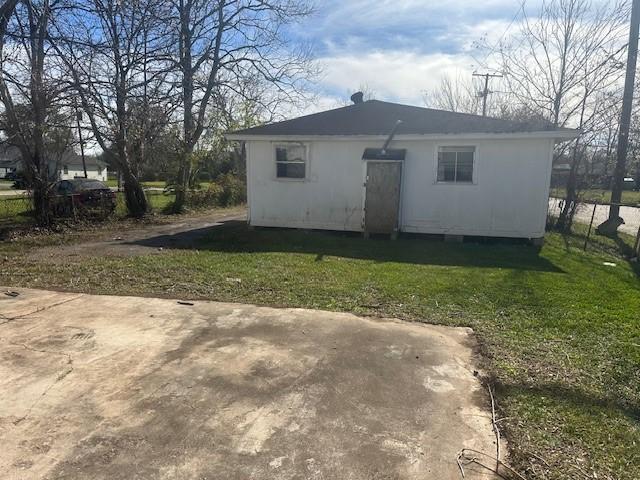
left=275, top=144, right=306, bottom=179
left=437, top=147, right=475, bottom=183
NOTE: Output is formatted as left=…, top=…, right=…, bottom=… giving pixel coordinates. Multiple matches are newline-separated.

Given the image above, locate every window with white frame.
left=437, top=146, right=475, bottom=183
left=275, top=144, right=306, bottom=179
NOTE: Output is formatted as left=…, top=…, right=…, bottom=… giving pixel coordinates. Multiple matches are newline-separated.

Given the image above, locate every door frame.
left=361, top=159, right=405, bottom=236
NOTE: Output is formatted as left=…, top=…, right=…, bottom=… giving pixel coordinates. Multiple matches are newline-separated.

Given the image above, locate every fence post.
left=634, top=224, right=640, bottom=256
left=72, top=194, right=77, bottom=220
left=584, top=202, right=598, bottom=251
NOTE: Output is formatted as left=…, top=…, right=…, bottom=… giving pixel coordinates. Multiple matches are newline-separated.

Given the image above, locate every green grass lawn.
left=114, top=191, right=175, bottom=216
left=0, top=195, right=34, bottom=224
left=106, top=179, right=168, bottom=188
left=552, top=187, right=640, bottom=205
left=0, top=191, right=175, bottom=224
left=106, top=179, right=215, bottom=189
left=0, top=223, right=638, bottom=479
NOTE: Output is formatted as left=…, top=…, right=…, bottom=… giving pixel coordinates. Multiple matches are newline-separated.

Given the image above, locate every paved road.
left=549, top=198, right=640, bottom=236
left=0, top=189, right=27, bottom=197
left=0, top=288, right=499, bottom=479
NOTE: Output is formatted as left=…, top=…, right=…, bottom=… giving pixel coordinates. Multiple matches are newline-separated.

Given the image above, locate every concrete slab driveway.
left=0, top=288, right=499, bottom=480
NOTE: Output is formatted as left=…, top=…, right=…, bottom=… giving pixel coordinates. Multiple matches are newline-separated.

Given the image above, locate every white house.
left=227, top=96, right=578, bottom=242
left=0, top=145, right=107, bottom=182
left=56, top=153, right=108, bottom=182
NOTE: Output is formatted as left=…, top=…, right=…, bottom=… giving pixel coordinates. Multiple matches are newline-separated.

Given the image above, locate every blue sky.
left=287, top=0, right=535, bottom=109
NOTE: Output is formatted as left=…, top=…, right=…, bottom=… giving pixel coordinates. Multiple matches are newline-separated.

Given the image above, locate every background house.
left=228, top=97, right=578, bottom=241
left=552, top=152, right=639, bottom=191
left=0, top=145, right=107, bottom=182
left=56, top=152, right=108, bottom=182
left=0, top=146, right=20, bottom=178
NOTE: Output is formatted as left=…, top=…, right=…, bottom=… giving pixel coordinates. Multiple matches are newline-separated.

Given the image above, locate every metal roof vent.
left=350, top=91, right=364, bottom=104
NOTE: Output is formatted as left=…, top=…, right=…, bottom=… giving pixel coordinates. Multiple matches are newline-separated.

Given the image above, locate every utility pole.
left=598, top=0, right=640, bottom=236
left=473, top=72, right=503, bottom=117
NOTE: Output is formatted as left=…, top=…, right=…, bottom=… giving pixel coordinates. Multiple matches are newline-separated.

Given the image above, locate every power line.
left=472, top=72, right=503, bottom=116
left=473, top=1, right=525, bottom=70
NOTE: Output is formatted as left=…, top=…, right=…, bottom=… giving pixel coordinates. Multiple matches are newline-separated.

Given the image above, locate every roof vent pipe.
left=350, top=91, right=364, bottom=104
left=381, top=120, right=403, bottom=154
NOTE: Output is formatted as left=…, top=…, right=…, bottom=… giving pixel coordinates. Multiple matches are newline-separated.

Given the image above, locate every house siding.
left=58, top=164, right=108, bottom=182
left=246, top=137, right=554, bottom=239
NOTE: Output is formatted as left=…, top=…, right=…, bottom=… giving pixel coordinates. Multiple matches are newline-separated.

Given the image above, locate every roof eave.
left=226, top=130, right=580, bottom=142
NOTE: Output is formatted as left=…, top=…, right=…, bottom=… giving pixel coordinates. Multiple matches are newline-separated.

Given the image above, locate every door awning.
left=362, top=148, right=406, bottom=161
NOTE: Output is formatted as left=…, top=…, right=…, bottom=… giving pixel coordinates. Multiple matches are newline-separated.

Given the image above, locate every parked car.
left=623, top=177, right=636, bottom=191
left=7, top=172, right=30, bottom=189
left=51, top=179, right=116, bottom=217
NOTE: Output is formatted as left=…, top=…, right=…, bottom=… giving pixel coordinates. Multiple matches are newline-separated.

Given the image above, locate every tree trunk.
left=123, top=171, right=148, bottom=217
left=174, top=151, right=190, bottom=212
left=173, top=0, right=194, bottom=214
left=115, top=140, right=148, bottom=217
left=29, top=0, right=52, bottom=227
left=31, top=171, right=51, bottom=226
left=556, top=149, right=581, bottom=232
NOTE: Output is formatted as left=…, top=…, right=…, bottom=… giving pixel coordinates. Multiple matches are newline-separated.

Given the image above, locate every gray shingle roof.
left=0, top=144, right=106, bottom=167
left=229, top=100, right=574, bottom=137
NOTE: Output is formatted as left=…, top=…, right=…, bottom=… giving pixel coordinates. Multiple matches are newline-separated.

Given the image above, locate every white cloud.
left=316, top=51, right=477, bottom=106
left=302, top=0, right=522, bottom=37
left=287, top=94, right=345, bottom=117
left=290, top=0, right=620, bottom=116
left=303, top=13, right=519, bottom=110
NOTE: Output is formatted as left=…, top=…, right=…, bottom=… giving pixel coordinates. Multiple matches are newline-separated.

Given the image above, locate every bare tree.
left=500, top=0, right=627, bottom=126
left=53, top=0, right=170, bottom=217
left=167, top=0, right=315, bottom=211
left=495, top=0, right=628, bottom=230
left=0, top=0, right=19, bottom=35
left=196, top=77, right=278, bottom=179
left=0, top=0, right=72, bottom=225
left=592, top=90, right=623, bottom=180
left=424, top=74, right=483, bottom=114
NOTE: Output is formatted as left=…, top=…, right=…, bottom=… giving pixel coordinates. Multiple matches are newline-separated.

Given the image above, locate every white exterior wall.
left=58, top=165, right=108, bottom=182
left=246, top=136, right=555, bottom=238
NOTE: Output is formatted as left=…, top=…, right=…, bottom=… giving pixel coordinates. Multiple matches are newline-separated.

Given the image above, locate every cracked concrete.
left=0, top=288, right=500, bottom=479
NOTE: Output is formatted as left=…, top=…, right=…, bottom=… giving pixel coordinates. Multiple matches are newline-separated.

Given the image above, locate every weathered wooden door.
left=364, top=161, right=402, bottom=235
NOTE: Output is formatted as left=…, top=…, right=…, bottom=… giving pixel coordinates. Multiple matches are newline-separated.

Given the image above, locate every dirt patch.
left=26, top=207, right=246, bottom=263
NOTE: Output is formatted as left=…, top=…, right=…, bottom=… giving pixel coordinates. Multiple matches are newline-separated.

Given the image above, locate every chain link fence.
left=548, top=196, right=640, bottom=255
left=0, top=191, right=175, bottom=228
left=0, top=195, right=34, bottom=226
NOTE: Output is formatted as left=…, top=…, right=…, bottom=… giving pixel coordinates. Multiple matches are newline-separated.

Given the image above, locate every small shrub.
left=217, top=173, right=246, bottom=206
left=164, top=164, right=202, bottom=195
left=178, top=173, right=245, bottom=210
left=186, top=183, right=223, bottom=209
